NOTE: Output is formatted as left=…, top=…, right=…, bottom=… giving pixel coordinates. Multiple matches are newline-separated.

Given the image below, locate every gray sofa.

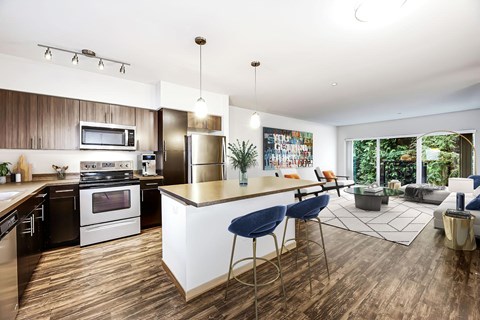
left=433, top=193, right=480, bottom=237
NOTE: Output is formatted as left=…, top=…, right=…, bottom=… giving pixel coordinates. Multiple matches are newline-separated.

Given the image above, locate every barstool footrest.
left=230, top=257, right=281, bottom=287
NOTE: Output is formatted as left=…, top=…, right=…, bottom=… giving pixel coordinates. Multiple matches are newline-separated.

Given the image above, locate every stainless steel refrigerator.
left=187, top=134, right=226, bottom=183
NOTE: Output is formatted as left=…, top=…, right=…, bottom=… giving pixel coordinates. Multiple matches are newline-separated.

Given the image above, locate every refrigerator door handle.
left=163, top=141, right=167, bottom=162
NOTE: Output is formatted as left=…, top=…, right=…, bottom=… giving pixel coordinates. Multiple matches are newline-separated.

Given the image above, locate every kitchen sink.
left=0, top=191, right=22, bottom=201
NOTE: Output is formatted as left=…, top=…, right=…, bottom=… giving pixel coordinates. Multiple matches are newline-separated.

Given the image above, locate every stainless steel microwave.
left=80, top=121, right=136, bottom=151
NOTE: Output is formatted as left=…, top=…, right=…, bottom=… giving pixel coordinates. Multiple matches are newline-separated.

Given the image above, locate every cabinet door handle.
left=141, top=190, right=144, bottom=202
left=73, top=196, right=77, bottom=211
left=111, top=111, right=113, bottom=123
left=56, top=189, right=74, bottom=193
left=30, top=137, right=34, bottom=149
left=146, top=182, right=158, bottom=186
left=31, top=215, right=35, bottom=235
left=38, top=137, right=42, bottom=149
left=35, top=205, right=45, bottom=221
left=105, top=112, right=108, bottom=123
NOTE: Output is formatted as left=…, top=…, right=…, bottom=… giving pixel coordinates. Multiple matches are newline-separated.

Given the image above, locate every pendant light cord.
left=199, top=45, right=202, bottom=98
left=254, top=65, right=257, bottom=109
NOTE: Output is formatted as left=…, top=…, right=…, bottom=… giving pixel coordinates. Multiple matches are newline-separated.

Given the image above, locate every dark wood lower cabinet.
left=46, top=185, right=80, bottom=248
left=16, top=190, right=46, bottom=302
left=140, top=179, right=163, bottom=229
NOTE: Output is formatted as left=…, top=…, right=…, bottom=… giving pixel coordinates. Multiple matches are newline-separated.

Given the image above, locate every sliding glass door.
left=380, top=137, right=417, bottom=186
left=353, top=139, right=377, bottom=184
left=350, top=132, right=474, bottom=186
left=421, top=133, right=473, bottom=185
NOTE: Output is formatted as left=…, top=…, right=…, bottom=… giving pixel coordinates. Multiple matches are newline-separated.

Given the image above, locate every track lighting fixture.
left=250, top=61, right=261, bottom=129
left=194, top=36, right=208, bottom=119
left=38, top=44, right=130, bottom=74
left=71, top=54, right=79, bottom=65
left=44, top=47, right=52, bottom=60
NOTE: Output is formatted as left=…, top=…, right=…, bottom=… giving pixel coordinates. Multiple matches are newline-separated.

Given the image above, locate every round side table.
left=442, top=211, right=476, bottom=251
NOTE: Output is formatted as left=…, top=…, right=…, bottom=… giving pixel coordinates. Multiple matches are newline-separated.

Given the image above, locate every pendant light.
left=194, top=36, right=207, bottom=118
left=250, top=61, right=261, bottom=129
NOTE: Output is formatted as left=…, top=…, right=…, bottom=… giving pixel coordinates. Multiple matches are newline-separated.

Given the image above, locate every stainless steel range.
left=79, top=160, right=140, bottom=246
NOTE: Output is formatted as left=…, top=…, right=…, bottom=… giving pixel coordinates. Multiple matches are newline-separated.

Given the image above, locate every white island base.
left=161, top=191, right=296, bottom=301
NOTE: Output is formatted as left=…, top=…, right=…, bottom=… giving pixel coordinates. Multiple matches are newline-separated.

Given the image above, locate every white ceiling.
left=0, top=0, right=479, bottom=126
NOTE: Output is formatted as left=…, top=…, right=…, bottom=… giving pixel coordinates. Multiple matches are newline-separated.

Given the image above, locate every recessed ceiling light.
left=355, top=0, right=407, bottom=23
left=331, top=82, right=338, bottom=86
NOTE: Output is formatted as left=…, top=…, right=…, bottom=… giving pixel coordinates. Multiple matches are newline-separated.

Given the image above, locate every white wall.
left=337, top=108, right=480, bottom=175
left=158, top=81, right=230, bottom=138
left=0, top=55, right=230, bottom=175
left=0, top=53, right=156, bottom=109
left=0, top=150, right=143, bottom=174
left=228, top=106, right=337, bottom=180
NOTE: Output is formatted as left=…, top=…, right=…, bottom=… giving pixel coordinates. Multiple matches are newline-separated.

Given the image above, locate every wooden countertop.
left=159, top=176, right=323, bottom=207
left=0, top=179, right=79, bottom=220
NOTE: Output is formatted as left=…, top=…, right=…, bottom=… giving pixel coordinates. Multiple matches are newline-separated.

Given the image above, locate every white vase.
left=0, top=176, right=6, bottom=184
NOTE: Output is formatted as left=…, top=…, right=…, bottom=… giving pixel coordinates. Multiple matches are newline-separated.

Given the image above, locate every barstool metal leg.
left=303, top=220, right=314, bottom=294
left=295, top=219, right=300, bottom=267
left=316, top=217, right=330, bottom=278
left=225, top=234, right=237, bottom=301
left=271, top=233, right=287, bottom=310
left=280, top=217, right=289, bottom=256
left=253, top=238, right=258, bottom=320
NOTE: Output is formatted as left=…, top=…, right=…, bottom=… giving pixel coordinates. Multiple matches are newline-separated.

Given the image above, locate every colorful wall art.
left=263, top=127, right=313, bottom=170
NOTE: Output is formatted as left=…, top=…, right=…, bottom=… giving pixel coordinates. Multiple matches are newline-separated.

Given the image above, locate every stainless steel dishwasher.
left=0, top=210, right=19, bottom=320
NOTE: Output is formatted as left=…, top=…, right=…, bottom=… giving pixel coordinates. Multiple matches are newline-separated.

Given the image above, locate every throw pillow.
left=468, top=175, right=480, bottom=189
left=474, top=186, right=480, bottom=197
left=322, top=170, right=336, bottom=182
left=284, top=173, right=300, bottom=179
left=466, top=195, right=480, bottom=210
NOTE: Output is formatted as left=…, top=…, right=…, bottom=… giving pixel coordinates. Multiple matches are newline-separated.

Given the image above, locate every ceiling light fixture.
left=250, top=61, right=261, bottom=129
left=37, top=44, right=130, bottom=74
left=71, top=53, right=79, bottom=65
left=194, top=36, right=207, bottom=119
left=44, top=47, right=52, bottom=60
left=355, top=0, right=407, bottom=22
left=331, top=82, right=338, bottom=86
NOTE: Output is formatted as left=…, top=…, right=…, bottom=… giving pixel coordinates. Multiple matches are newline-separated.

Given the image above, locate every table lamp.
left=448, top=178, right=474, bottom=211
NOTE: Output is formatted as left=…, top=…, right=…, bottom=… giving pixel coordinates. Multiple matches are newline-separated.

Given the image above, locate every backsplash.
left=0, top=149, right=145, bottom=174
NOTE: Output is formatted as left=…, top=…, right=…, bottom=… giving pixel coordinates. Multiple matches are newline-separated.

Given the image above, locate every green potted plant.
left=0, top=162, right=11, bottom=184
left=228, top=140, right=258, bottom=186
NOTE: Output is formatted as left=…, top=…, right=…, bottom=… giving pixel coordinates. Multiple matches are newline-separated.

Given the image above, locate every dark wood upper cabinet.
left=187, top=112, right=222, bottom=132
left=38, top=96, right=79, bottom=150
left=80, top=101, right=135, bottom=126
left=136, top=108, right=158, bottom=151
left=159, top=108, right=188, bottom=151
left=110, top=104, right=136, bottom=126
left=0, top=90, right=38, bottom=149
left=79, top=101, right=110, bottom=123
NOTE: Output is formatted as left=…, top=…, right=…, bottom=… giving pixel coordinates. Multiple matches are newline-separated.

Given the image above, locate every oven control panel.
left=80, top=161, right=133, bottom=172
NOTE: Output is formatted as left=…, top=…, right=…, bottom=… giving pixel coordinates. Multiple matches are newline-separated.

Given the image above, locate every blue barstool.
left=225, top=205, right=287, bottom=320
left=281, top=194, right=330, bottom=294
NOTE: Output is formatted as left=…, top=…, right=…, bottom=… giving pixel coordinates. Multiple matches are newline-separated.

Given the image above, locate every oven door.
left=80, top=184, right=140, bottom=226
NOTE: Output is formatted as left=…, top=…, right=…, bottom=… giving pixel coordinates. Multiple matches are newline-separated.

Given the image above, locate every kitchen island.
left=159, top=176, right=323, bottom=300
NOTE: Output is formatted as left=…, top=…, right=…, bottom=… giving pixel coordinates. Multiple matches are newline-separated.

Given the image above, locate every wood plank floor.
left=17, top=221, right=480, bottom=320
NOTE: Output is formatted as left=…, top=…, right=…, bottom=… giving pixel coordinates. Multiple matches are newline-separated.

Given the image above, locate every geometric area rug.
left=319, top=192, right=437, bottom=246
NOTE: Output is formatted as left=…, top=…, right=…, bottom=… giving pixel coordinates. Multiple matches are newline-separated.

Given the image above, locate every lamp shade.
left=448, top=178, right=474, bottom=193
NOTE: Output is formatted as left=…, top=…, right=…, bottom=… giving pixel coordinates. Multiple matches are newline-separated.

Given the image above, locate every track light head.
left=119, top=64, right=126, bottom=74
left=44, top=48, right=52, bottom=60
left=98, top=59, right=104, bottom=70
left=72, top=54, right=79, bottom=65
